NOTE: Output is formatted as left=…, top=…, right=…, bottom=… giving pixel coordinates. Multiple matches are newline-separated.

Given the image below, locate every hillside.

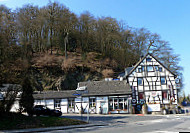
left=0, top=2, right=182, bottom=91
left=30, top=50, right=121, bottom=91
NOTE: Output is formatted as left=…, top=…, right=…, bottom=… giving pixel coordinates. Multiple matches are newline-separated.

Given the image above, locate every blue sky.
left=1, top=0, right=190, bottom=95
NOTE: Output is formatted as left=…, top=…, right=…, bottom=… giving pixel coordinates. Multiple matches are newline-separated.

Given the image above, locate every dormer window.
left=146, top=58, right=152, bottom=62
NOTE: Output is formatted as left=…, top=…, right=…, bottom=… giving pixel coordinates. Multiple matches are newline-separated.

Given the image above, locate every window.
left=155, top=66, right=159, bottom=71
left=89, top=98, right=96, bottom=107
left=146, top=58, right=152, bottom=62
left=142, top=66, right=145, bottom=72
left=159, top=67, right=162, bottom=72
left=138, top=68, right=142, bottom=72
left=161, top=77, right=166, bottom=85
left=55, top=99, right=61, bottom=108
left=138, top=92, right=144, bottom=99
left=138, top=78, right=143, bottom=85
left=147, top=66, right=154, bottom=72
left=162, top=91, right=168, bottom=100
left=109, top=97, right=128, bottom=111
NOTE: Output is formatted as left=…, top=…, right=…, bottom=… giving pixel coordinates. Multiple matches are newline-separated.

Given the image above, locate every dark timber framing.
left=126, top=53, right=178, bottom=106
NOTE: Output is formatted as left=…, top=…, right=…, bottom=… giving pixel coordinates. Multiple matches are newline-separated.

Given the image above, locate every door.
left=100, top=102, right=107, bottom=114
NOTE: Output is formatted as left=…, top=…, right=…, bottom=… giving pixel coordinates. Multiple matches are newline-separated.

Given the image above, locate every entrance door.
left=100, top=102, right=107, bottom=114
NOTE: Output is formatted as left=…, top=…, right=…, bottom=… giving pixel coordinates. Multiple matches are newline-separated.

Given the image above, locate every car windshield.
left=42, top=106, right=50, bottom=110
left=35, top=105, right=50, bottom=110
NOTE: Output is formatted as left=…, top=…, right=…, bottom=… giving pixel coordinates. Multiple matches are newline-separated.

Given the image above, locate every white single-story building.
left=33, top=80, right=132, bottom=114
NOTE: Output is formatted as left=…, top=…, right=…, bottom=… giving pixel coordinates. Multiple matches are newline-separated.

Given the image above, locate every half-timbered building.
left=123, top=53, right=179, bottom=112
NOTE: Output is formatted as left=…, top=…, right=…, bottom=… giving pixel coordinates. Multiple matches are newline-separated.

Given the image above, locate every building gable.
left=126, top=53, right=178, bottom=105
left=126, top=53, right=176, bottom=78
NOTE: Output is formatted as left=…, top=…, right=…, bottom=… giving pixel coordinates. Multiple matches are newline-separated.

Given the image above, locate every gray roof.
left=33, top=80, right=132, bottom=99
left=33, top=90, right=76, bottom=99
left=125, top=67, right=134, bottom=75
left=117, top=67, right=134, bottom=78
left=79, top=80, right=131, bottom=96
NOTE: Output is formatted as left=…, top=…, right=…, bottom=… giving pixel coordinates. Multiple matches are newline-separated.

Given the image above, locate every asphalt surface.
left=59, top=114, right=190, bottom=133
left=2, top=113, right=190, bottom=133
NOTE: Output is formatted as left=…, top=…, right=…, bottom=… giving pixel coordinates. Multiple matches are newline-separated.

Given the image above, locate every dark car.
left=33, top=105, right=62, bottom=117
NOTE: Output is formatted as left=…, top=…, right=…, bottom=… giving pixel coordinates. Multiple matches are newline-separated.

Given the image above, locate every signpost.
left=75, top=86, right=89, bottom=123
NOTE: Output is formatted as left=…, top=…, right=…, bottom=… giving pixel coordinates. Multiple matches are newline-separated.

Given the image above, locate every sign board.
left=147, top=104, right=160, bottom=112
left=72, top=93, right=81, bottom=96
left=151, top=91, right=157, bottom=97
left=171, top=97, right=175, bottom=102
left=175, top=78, right=180, bottom=84
left=132, top=99, right=136, bottom=103
left=132, top=87, right=136, bottom=105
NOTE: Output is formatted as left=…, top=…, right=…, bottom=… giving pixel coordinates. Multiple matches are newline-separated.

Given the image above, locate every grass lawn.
left=0, top=113, right=87, bottom=130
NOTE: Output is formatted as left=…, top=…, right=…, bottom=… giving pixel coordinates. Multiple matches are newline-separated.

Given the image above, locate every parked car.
left=33, top=105, right=62, bottom=117
left=181, top=101, right=188, bottom=106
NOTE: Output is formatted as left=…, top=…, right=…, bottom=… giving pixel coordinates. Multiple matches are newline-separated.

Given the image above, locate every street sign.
left=175, top=78, right=180, bottom=84
left=72, top=93, right=81, bottom=96
left=132, top=99, right=136, bottom=103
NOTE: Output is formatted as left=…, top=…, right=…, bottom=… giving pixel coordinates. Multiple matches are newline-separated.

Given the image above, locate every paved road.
left=44, top=114, right=190, bottom=133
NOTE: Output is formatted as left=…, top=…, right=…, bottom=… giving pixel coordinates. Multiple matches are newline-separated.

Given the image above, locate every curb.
left=1, top=123, right=108, bottom=133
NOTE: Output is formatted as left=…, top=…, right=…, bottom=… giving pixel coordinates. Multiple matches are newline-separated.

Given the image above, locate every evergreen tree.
left=20, top=77, right=34, bottom=116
